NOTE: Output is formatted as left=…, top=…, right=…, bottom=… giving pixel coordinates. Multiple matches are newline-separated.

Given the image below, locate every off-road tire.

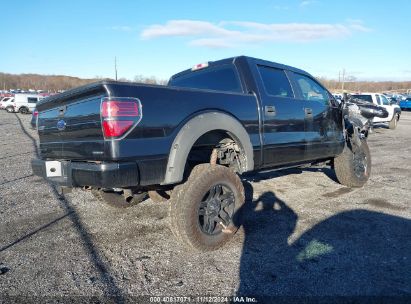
left=148, top=190, right=171, bottom=203
left=168, top=164, right=245, bottom=251
left=388, top=114, right=398, bottom=129
left=91, top=189, right=147, bottom=208
left=334, top=139, right=371, bottom=188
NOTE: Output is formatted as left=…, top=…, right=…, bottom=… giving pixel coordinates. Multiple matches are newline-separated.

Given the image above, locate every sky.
left=1, top=0, right=410, bottom=82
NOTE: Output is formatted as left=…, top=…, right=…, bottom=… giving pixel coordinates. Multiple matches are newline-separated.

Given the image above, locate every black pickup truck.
left=32, top=56, right=374, bottom=251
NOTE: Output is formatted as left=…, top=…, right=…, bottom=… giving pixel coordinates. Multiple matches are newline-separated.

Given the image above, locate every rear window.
left=352, top=95, right=373, bottom=103
left=169, top=65, right=242, bottom=93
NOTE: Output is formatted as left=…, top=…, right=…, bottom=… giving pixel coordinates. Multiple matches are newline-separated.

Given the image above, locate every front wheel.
left=169, top=164, right=245, bottom=251
left=6, top=106, right=14, bottom=113
left=334, top=139, right=371, bottom=188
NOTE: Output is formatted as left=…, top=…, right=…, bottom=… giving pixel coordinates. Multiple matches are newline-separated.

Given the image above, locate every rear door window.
left=27, top=97, right=38, bottom=103
left=293, top=73, right=329, bottom=105
left=257, top=66, right=294, bottom=98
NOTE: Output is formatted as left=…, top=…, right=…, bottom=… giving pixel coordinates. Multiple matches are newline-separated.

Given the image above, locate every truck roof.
left=169, top=55, right=311, bottom=81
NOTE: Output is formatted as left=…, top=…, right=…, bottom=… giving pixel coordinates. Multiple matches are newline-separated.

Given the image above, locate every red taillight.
left=100, top=97, right=142, bottom=139
left=33, top=110, right=38, bottom=117
left=102, top=101, right=139, bottom=117
left=102, top=120, right=134, bottom=137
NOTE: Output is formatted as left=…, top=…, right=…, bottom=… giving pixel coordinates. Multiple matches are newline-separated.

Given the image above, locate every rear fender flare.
left=162, top=112, right=254, bottom=185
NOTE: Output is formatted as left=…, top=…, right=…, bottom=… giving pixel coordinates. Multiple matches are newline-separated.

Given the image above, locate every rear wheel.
left=19, top=107, right=29, bottom=114
left=168, top=164, right=244, bottom=251
left=388, top=114, right=399, bottom=129
left=6, top=106, right=14, bottom=113
left=334, top=139, right=371, bottom=188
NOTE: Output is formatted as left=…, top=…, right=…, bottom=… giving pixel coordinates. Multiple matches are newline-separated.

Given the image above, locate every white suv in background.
left=5, top=94, right=43, bottom=114
left=351, top=93, right=401, bottom=129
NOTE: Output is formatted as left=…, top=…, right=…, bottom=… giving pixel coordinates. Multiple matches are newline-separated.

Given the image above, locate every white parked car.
left=5, top=94, right=43, bottom=114
left=351, top=93, right=401, bottom=129
left=1, top=97, right=15, bottom=111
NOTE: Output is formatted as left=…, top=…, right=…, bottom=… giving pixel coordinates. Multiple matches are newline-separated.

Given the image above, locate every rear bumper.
left=31, top=159, right=139, bottom=188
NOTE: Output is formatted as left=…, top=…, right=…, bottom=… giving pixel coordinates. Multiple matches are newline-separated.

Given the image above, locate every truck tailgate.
left=37, top=84, right=106, bottom=160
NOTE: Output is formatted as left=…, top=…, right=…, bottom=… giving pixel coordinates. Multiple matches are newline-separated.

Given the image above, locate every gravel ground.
left=0, top=110, right=410, bottom=303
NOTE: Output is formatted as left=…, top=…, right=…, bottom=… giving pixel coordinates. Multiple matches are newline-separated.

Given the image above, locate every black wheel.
left=6, top=106, right=14, bottom=113
left=91, top=189, right=147, bottom=208
left=334, top=139, right=371, bottom=188
left=19, top=107, right=29, bottom=114
left=148, top=190, right=171, bottom=203
left=168, top=164, right=244, bottom=251
left=388, top=114, right=398, bottom=129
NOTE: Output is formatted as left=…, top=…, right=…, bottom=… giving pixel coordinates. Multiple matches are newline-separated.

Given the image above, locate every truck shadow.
left=237, top=184, right=411, bottom=297
left=12, top=114, right=125, bottom=303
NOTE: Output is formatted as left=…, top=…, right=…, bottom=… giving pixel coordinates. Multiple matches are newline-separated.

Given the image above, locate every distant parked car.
left=2, top=97, right=16, bottom=112
left=0, top=97, right=14, bottom=109
left=388, top=96, right=400, bottom=105
left=400, top=97, right=411, bottom=110
left=9, top=94, right=43, bottom=114
left=351, top=93, right=401, bottom=129
left=30, top=109, right=38, bottom=129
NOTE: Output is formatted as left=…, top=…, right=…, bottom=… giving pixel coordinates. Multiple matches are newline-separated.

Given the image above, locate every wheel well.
left=162, top=112, right=254, bottom=185
left=186, top=130, right=244, bottom=174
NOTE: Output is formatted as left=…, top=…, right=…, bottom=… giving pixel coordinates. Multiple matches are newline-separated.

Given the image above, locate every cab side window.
left=258, top=66, right=294, bottom=98
left=294, top=73, right=330, bottom=105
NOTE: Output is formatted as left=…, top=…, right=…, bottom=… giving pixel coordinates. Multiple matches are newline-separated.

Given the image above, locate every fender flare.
left=162, top=112, right=254, bottom=185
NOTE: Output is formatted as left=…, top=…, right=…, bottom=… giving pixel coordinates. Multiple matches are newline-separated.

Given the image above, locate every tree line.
left=0, top=73, right=167, bottom=92
left=0, top=72, right=410, bottom=93
left=317, top=77, right=411, bottom=93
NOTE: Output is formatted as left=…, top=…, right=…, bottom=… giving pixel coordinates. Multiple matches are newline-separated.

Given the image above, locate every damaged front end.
left=342, top=94, right=388, bottom=141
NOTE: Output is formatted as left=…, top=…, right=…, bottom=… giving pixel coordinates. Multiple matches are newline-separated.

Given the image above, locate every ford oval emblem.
left=57, top=119, right=66, bottom=131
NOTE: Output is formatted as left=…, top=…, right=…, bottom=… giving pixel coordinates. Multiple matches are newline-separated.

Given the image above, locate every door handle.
left=265, top=105, right=276, bottom=116
left=304, top=108, right=313, bottom=116
left=58, top=106, right=67, bottom=117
